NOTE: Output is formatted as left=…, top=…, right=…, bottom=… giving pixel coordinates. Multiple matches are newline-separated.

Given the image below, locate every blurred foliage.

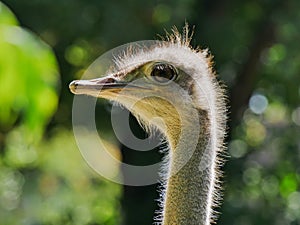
left=0, top=2, right=121, bottom=225
left=0, top=2, right=58, bottom=155
left=0, top=0, right=300, bottom=225
left=0, top=129, right=121, bottom=225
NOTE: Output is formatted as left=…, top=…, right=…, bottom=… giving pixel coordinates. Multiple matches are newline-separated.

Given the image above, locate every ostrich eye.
left=150, top=63, right=177, bottom=83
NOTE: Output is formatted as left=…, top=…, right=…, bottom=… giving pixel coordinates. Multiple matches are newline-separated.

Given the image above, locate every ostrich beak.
left=69, top=75, right=147, bottom=97
left=69, top=77, right=126, bottom=95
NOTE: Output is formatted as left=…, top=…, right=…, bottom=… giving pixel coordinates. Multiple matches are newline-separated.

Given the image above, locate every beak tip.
left=69, top=80, right=78, bottom=94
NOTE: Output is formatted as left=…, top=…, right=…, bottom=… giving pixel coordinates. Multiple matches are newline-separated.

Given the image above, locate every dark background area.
left=1, top=0, right=300, bottom=224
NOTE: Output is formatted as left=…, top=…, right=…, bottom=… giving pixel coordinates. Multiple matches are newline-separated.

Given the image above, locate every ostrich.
left=69, top=26, right=227, bottom=225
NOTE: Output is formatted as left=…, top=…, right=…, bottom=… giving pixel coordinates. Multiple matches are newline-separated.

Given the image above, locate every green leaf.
left=0, top=2, right=59, bottom=166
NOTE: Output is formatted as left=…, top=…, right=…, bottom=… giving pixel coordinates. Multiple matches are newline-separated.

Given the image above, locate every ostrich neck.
left=162, top=110, right=213, bottom=225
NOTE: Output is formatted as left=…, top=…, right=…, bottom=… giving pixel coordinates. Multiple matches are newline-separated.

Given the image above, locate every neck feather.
left=161, top=109, right=220, bottom=225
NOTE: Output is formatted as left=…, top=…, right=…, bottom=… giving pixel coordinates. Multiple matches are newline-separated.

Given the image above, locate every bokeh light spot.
left=229, top=139, right=248, bottom=158
left=280, top=174, right=298, bottom=197
left=261, top=43, right=287, bottom=66
left=269, top=44, right=286, bottom=62
left=262, top=176, right=279, bottom=198
left=288, top=192, right=300, bottom=211
left=265, top=102, right=288, bottom=125
left=65, top=44, right=88, bottom=66
left=244, top=117, right=266, bottom=146
left=292, top=107, right=300, bottom=126
left=249, top=94, right=268, bottom=114
left=243, top=167, right=261, bottom=186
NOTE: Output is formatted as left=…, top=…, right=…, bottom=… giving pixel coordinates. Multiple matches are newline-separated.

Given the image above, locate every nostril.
left=96, top=77, right=116, bottom=84
left=105, top=77, right=116, bottom=83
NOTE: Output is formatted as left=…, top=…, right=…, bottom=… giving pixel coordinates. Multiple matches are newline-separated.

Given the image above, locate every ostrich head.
left=69, top=29, right=224, bottom=150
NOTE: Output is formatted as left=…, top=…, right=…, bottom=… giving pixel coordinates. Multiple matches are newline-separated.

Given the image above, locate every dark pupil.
left=151, top=64, right=175, bottom=82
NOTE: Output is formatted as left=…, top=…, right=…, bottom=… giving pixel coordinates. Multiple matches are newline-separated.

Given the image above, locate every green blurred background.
left=0, top=0, right=299, bottom=224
